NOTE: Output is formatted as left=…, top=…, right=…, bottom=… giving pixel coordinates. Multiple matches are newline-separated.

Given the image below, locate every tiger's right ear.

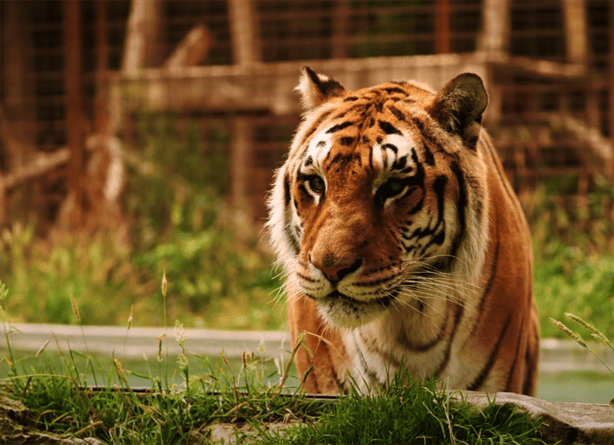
left=296, top=66, right=346, bottom=110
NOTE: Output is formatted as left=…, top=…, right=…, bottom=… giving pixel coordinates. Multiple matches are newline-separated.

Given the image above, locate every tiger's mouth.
left=321, top=290, right=396, bottom=310
left=314, top=290, right=398, bottom=328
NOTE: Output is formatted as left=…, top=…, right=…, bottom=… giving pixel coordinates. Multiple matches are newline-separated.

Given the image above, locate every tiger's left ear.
left=429, top=73, right=488, bottom=151
left=296, top=66, right=346, bottom=110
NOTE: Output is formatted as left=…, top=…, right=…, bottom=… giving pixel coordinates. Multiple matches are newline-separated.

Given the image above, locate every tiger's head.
left=268, top=67, right=490, bottom=329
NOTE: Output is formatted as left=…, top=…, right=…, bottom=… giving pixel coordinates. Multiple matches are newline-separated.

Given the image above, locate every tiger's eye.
left=380, top=179, right=405, bottom=198
left=377, top=179, right=406, bottom=204
left=308, top=176, right=325, bottom=194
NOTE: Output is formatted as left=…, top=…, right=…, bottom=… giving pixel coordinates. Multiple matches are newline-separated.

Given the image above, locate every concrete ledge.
left=461, top=391, right=614, bottom=445
left=1, top=323, right=291, bottom=360
left=2, top=323, right=612, bottom=375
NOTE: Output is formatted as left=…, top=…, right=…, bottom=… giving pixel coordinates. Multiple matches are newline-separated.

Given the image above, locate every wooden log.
left=163, top=25, right=211, bottom=69
left=3, top=149, right=70, bottom=190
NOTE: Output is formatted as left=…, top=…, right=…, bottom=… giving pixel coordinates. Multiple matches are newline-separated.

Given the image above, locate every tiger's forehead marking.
left=303, top=119, right=419, bottom=175
left=371, top=133, right=417, bottom=171
left=303, top=128, right=335, bottom=170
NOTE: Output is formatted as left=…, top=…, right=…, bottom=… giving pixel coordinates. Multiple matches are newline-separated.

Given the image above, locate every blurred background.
left=0, top=0, right=612, bottom=339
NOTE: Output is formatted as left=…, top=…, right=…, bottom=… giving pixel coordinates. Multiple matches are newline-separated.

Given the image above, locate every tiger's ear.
left=429, top=73, right=488, bottom=150
left=296, top=66, right=346, bottom=110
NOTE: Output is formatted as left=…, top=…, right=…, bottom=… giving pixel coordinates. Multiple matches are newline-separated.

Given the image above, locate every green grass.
left=1, top=279, right=546, bottom=444
left=1, top=337, right=546, bottom=445
left=256, top=374, right=544, bottom=445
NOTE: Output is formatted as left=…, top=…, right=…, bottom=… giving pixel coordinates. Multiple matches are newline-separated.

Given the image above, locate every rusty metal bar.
left=435, top=0, right=451, bottom=54
left=95, top=0, right=109, bottom=135
left=610, top=0, right=614, bottom=182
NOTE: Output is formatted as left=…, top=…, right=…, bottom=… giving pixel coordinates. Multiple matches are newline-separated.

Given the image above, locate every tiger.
left=267, top=67, right=539, bottom=396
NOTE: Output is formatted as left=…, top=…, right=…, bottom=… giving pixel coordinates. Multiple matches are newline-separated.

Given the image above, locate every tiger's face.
left=270, top=68, right=489, bottom=329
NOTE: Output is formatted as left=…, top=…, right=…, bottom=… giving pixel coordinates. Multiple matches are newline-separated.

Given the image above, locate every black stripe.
left=397, top=312, right=448, bottom=352
left=284, top=224, right=300, bottom=255
left=326, top=121, right=356, bottom=134
left=378, top=120, right=402, bottom=135
left=467, top=313, right=513, bottom=391
left=383, top=87, right=406, bottom=95
left=283, top=173, right=291, bottom=207
left=483, top=134, right=517, bottom=206
left=359, top=330, right=402, bottom=369
left=422, top=143, right=435, bottom=166
left=468, top=240, right=500, bottom=341
left=410, top=117, right=437, bottom=165
left=434, top=303, right=465, bottom=375
left=405, top=196, right=424, bottom=216
left=302, top=109, right=334, bottom=144
left=392, top=155, right=407, bottom=170
left=505, top=311, right=525, bottom=391
left=448, top=160, right=467, bottom=262
left=381, top=143, right=398, bottom=154
left=339, top=136, right=355, bottom=146
left=354, top=332, right=380, bottom=384
left=522, top=318, right=539, bottom=395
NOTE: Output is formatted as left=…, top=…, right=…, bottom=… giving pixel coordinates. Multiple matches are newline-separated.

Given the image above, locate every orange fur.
left=268, top=68, right=539, bottom=395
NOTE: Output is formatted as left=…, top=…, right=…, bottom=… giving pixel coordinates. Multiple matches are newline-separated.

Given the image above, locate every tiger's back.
left=268, top=67, right=539, bottom=395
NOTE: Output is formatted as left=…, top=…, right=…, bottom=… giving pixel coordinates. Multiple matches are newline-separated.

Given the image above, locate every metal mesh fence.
left=0, top=0, right=612, bottom=226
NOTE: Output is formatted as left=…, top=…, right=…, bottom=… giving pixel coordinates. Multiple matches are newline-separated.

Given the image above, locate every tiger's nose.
left=309, top=253, right=362, bottom=283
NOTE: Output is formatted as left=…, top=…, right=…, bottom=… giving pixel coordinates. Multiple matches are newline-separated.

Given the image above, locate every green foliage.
left=0, top=224, right=143, bottom=325
left=256, top=373, right=544, bottom=445
left=0, top=114, right=284, bottom=329
left=525, top=178, right=614, bottom=339
left=535, top=244, right=613, bottom=339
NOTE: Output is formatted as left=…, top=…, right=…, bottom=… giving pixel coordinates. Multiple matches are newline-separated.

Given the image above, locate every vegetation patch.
left=1, top=348, right=545, bottom=445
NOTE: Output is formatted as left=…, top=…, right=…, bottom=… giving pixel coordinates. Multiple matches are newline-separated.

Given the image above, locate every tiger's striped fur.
left=267, top=67, right=539, bottom=396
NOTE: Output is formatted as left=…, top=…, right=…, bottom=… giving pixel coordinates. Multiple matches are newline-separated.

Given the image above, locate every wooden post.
left=562, top=0, right=588, bottom=66
left=228, top=0, right=259, bottom=66
left=63, top=0, right=86, bottom=228
left=435, top=0, right=451, bottom=54
left=478, top=0, right=510, bottom=53
left=2, top=1, right=37, bottom=171
left=122, top=0, right=162, bottom=73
